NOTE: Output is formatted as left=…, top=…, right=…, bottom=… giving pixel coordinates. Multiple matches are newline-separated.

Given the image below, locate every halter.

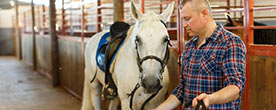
left=135, top=42, right=170, bottom=80
left=128, top=20, right=171, bottom=110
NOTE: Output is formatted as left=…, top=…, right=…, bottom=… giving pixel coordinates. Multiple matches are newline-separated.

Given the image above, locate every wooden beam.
left=15, top=0, right=22, bottom=60
left=31, top=0, right=37, bottom=70
left=113, top=0, right=124, bottom=22
left=49, top=0, right=60, bottom=86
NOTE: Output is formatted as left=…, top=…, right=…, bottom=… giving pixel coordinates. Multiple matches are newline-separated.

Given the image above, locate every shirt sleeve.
left=171, top=54, right=185, bottom=104
left=222, top=36, right=247, bottom=95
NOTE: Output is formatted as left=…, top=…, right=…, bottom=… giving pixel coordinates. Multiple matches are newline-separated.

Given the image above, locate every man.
left=154, top=0, right=246, bottom=109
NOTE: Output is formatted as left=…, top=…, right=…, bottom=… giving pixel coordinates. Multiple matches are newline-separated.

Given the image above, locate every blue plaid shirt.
left=171, top=24, right=246, bottom=110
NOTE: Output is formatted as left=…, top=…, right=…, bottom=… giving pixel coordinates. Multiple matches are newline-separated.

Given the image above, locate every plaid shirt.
left=171, top=24, right=246, bottom=110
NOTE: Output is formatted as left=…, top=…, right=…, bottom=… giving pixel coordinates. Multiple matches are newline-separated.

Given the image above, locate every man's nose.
left=183, top=21, right=188, bottom=28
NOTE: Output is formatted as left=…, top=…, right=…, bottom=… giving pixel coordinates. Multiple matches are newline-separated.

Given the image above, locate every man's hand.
left=192, top=93, right=212, bottom=109
left=152, top=95, right=181, bottom=110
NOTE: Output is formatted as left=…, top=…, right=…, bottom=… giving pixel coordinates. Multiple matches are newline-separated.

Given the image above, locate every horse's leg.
left=81, top=68, right=102, bottom=110
left=81, top=76, right=93, bottom=110
left=120, top=98, right=131, bottom=110
left=90, top=79, right=102, bottom=110
left=108, top=97, right=120, bottom=110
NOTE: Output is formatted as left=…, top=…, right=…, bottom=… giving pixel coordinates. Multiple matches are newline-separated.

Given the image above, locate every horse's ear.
left=161, top=2, right=175, bottom=22
left=131, top=0, right=143, bottom=20
left=225, top=13, right=234, bottom=25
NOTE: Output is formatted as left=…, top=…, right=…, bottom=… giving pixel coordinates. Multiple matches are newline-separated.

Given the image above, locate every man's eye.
left=185, top=18, right=190, bottom=21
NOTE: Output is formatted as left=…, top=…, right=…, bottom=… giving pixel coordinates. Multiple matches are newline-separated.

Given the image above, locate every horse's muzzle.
left=141, top=77, right=162, bottom=94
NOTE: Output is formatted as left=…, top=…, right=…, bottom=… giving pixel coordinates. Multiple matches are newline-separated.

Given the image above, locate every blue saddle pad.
left=96, top=32, right=127, bottom=72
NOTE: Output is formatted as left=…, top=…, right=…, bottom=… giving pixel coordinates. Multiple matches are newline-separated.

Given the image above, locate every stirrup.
left=102, top=84, right=117, bottom=100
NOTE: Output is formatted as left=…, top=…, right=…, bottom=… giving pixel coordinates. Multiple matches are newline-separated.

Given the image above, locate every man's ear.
left=201, top=8, right=209, bottom=19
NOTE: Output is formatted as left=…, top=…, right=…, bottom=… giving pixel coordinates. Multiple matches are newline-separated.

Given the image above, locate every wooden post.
left=97, top=0, right=101, bottom=32
left=31, top=0, right=37, bottom=70
left=113, top=0, right=124, bottom=22
left=234, top=0, right=237, bottom=18
left=62, top=0, right=65, bottom=35
left=49, top=0, right=60, bottom=86
left=15, top=0, right=22, bottom=60
left=160, top=0, right=162, bottom=14
left=42, top=4, right=45, bottom=28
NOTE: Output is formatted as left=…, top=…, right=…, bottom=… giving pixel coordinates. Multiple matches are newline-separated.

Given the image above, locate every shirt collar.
left=191, top=24, right=223, bottom=42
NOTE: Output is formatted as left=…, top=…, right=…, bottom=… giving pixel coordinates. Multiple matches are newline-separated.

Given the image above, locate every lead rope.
left=140, top=86, right=162, bottom=110
left=195, top=100, right=207, bottom=110
left=127, top=83, right=163, bottom=110
left=127, top=83, right=140, bottom=110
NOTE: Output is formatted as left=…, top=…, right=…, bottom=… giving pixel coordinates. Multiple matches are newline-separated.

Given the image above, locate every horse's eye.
left=135, top=36, right=140, bottom=43
left=164, top=37, right=172, bottom=46
left=164, top=37, right=170, bottom=43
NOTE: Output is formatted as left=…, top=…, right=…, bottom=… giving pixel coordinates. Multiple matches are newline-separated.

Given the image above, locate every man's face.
left=181, top=2, right=205, bottom=37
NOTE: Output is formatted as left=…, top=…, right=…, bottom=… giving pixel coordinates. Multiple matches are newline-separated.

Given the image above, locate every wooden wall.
left=21, top=34, right=85, bottom=97
left=249, top=55, right=276, bottom=110
left=58, top=37, right=85, bottom=97
left=22, top=34, right=33, bottom=64
left=0, top=28, right=15, bottom=56
left=36, top=36, right=51, bottom=78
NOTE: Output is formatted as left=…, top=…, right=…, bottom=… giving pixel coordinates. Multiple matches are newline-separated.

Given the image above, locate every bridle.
left=135, top=40, right=170, bottom=81
left=127, top=20, right=171, bottom=110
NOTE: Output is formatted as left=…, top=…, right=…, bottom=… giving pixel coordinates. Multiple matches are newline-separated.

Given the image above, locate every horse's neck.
left=117, top=25, right=138, bottom=66
left=121, top=25, right=136, bottom=57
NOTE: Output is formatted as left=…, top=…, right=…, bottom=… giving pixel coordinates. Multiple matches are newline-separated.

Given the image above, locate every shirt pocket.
left=181, top=54, right=191, bottom=73
left=199, top=54, right=216, bottom=74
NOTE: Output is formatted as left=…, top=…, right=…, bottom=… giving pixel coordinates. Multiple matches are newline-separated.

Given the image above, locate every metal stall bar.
left=227, top=0, right=230, bottom=14
left=140, top=0, right=145, bottom=13
left=177, top=0, right=183, bottom=54
left=243, top=0, right=254, bottom=110
left=81, top=0, right=85, bottom=39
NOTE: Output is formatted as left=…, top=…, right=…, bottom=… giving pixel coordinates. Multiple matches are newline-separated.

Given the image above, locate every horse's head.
left=130, top=1, right=175, bottom=94
left=224, top=14, right=244, bottom=38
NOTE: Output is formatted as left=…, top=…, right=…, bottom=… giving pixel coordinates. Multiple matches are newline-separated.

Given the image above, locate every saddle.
left=96, top=22, right=130, bottom=100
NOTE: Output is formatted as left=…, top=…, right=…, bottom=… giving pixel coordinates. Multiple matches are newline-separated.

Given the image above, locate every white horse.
left=82, top=1, right=175, bottom=110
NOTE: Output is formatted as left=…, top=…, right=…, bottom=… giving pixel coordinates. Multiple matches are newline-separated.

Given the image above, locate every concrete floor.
left=0, top=56, right=81, bottom=110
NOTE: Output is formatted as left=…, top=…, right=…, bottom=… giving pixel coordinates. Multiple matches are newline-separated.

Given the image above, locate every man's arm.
left=155, top=95, right=181, bottom=110
left=193, top=36, right=247, bottom=108
left=192, top=85, right=240, bottom=107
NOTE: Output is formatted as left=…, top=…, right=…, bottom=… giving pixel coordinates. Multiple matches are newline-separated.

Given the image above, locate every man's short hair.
left=179, top=0, right=212, bottom=16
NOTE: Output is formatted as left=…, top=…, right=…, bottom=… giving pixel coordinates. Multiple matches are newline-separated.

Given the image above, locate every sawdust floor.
left=0, top=56, right=81, bottom=110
